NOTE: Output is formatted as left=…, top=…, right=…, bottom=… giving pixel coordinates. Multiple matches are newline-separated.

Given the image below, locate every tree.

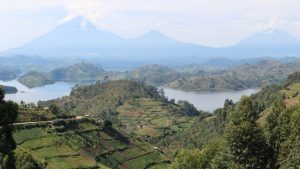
left=14, top=149, right=41, bottom=169
left=178, top=100, right=200, bottom=116
left=49, top=104, right=60, bottom=116
left=265, top=97, right=286, bottom=169
left=171, top=149, right=202, bottom=169
left=0, top=87, right=18, bottom=169
left=104, top=75, right=109, bottom=82
left=171, top=140, right=224, bottom=169
left=225, top=96, right=268, bottom=169
left=277, top=106, right=300, bottom=168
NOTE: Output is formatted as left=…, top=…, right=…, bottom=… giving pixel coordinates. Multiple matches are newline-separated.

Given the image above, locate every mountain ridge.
left=2, top=17, right=300, bottom=60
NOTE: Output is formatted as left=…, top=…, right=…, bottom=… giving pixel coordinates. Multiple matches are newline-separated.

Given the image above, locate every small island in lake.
left=0, top=85, right=18, bottom=94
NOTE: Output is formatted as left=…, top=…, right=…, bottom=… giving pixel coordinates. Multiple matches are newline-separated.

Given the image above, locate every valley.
left=1, top=3, right=300, bottom=168
left=4, top=71, right=300, bottom=169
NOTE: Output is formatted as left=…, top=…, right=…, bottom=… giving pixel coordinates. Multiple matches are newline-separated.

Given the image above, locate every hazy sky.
left=0, top=0, right=300, bottom=51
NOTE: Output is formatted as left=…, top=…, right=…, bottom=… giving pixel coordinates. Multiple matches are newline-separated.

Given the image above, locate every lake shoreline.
left=1, top=79, right=259, bottom=112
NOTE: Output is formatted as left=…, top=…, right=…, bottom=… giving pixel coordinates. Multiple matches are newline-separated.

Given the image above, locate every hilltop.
left=38, top=80, right=199, bottom=146
left=18, top=58, right=300, bottom=90
left=18, top=62, right=104, bottom=88
left=167, top=59, right=300, bottom=90
left=125, top=64, right=181, bottom=85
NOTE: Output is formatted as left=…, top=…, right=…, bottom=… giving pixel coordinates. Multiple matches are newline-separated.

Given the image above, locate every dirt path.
left=12, top=116, right=85, bottom=126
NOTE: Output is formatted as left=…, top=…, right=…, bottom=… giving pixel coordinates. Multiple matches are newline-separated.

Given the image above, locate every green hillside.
left=2, top=71, right=300, bottom=169
left=13, top=119, right=169, bottom=169
left=167, top=59, right=300, bottom=90
left=18, top=62, right=104, bottom=88
left=18, top=71, right=54, bottom=88
left=17, top=59, right=300, bottom=90
left=126, top=64, right=181, bottom=85
left=51, top=62, right=104, bottom=83
left=0, top=85, right=18, bottom=94
left=167, top=71, right=300, bottom=169
left=38, top=80, right=198, bottom=149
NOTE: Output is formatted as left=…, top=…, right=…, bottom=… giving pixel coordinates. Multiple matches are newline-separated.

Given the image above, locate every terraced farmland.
left=13, top=120, right=169, bottom=169
left=117, top=98, right=196, bottom=138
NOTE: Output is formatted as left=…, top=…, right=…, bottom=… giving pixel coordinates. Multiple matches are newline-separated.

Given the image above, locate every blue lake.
left=0, top=80, right=259, bottom=112
left=163, top=88, right=259, bottom=112
left=0, top=80, right=73, bottom=104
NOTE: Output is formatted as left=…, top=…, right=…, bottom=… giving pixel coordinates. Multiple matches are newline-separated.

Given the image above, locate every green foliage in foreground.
left=171, top=92, right=300, bottom=169
left=14, top=149, right=41, bottom=169
left=0, top=87, right=19, bottom=169
left=224, top=96, right=268, bottom=169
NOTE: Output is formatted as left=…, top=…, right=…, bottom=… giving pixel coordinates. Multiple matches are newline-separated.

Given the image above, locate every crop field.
left=13, top=120, right=169, bottom=169
left=116, top=98, right=196, bottom=138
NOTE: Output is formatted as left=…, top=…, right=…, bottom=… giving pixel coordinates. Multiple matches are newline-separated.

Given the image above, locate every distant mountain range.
left=2, top=17, right=300, bottom=64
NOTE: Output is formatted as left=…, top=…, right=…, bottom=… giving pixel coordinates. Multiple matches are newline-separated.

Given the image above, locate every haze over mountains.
left=2, top=16, right=300, bottom=64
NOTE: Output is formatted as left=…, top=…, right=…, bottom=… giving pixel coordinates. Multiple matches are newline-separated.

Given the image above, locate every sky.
left=0, top=0, right=300, bottom=51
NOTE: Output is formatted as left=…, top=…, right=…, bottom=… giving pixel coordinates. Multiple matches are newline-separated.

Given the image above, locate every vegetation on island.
left=17, top=58, right=300, bottom=91
left=18, top=62, right=104, bottom=88
left=167, top=59, right=300, bottom=90
left=0, top=85, right=18, bottom=94
left=18, top=71, right=54, bottom=88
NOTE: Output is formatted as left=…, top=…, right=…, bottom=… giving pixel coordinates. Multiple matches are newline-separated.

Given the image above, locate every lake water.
left=0, top=80, right=259, bottom=112
left=0, top=80, right=73, bottom=104
left=163, top=88, right=259, bottom=112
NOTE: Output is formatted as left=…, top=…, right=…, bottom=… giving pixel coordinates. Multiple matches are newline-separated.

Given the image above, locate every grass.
left=287, top=82, right=300, bottom=91
left=280, top=89, right=298, bottom=98
left=14, top=128, right=47, bottom=144
left=148, top=163, right=170, bottom=169
left=123, top=152, right=167, bottom=169
left=47, top=155, right=96, bottom=169
left=32, top=145, right=78, bottom=158
left=280, top=82, right=300, bottom=107
left=101, top=140, right=128, bottom=151
left=135, top=127, right=160, bottom=137
left=21, top=135, right=60, bottom=150
left=285, top=97, right=300, bottom=108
